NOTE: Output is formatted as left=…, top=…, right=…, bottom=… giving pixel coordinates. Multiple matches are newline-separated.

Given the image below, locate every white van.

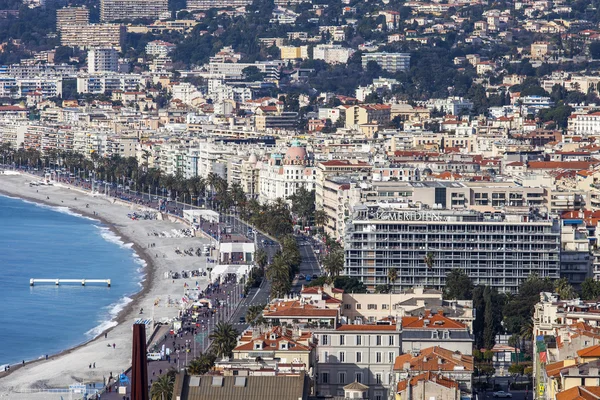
left=147, top=352, right=162, bottom=361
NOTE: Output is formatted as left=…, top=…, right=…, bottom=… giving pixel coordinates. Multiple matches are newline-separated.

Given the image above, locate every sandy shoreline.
left=0, top=172, right=212, bottom=396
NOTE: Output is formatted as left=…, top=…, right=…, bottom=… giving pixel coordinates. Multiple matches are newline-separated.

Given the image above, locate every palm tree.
left=209, top=322, right=239, bottom=358
left=245, top=304, right=265, bottom=326
left=267, top=252, right=292, bottom=298
left=314, top=209, right=330, bottom=234
left=150, top=374, right=174, bottom=400
left=555, top=277, right=576, bottom=300
left=387, top=268, right=398, bottom=314
left=423, top=252, right=434, bottom=288
left=520, top=318, right=534, bottom=341
left=187, top=352, right=216, bottom=375
left=322, top=247, right=344, bottom=280
left=255, top=248, right=268, bottom=272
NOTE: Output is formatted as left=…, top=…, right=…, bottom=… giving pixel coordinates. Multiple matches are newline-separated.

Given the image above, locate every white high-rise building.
left=88, top=48, right=119, bottom=73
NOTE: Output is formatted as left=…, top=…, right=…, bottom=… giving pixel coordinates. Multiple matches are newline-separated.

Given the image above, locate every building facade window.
left=356, top=372, right=363, bottom=383
left=376, top=335, right=382, bottom=345
left=388, top=335, right=394, bottom=346
left=338, top=372, right=346, bottom=384
left=388, top=352, right=394, bottom=363
left=339, top=352, right=345, bottom=363
left=356, top=335, right=362, bottom=345
left=322, top=372, right=329, bottom=384
left=376, top=352, right=382, bottom=363
left=356, top=352, right=362, bottom=363
left=322, top=334, right=329, bottom=345
left=340, top=335, right=345, bottom=345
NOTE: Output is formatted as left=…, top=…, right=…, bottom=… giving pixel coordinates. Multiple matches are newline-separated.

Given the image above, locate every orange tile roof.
left=528, top=161, right=598, bottom=170
left=393, top=347, right=474, bottom=372
left=402, top=311, right=467, bottom=329
left=234, top=326, right=314, bottom=352
left=578, top=344, right=600, bottom=358
left=556, top=386, right=600, bottom=400
left=397, top=371, right=459, bottom=392
left=546, top=360, right=570, bottom=377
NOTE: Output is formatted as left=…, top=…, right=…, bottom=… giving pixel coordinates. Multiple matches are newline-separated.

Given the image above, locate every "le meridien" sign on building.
left=361, top=210, right=447, bottom=222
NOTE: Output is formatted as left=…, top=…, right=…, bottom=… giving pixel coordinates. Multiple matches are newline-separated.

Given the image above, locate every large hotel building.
left=344, top=204, right=562, bottom=293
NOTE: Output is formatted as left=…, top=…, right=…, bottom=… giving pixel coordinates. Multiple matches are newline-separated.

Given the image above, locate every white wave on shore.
left=96, top=226, right=134, bottom=249
left=85, top=296, right=134, bottom=338
left=0, top=192, right=99, bottom=222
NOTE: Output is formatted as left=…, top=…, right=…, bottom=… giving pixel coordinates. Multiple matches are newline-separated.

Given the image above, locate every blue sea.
left=0, top=194, right=143, bottom=366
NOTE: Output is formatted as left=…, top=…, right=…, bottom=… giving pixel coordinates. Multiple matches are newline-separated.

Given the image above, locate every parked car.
left=239, top=316, right=246, bottom=324
left=305, top=275, right=311, bottom=282
left=299, top=274, right=305, bottom=280
left=493, top=391, right=512, bottom=398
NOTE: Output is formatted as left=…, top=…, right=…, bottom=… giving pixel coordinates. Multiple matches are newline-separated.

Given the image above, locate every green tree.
left=150, top=374, right=174, bottom=400
left=423, top=252, right=434, bottom=287
left=245, top=304, right=265, bottom=326
left=288, top=187, right=316, bottom=228
left=582, top=277, right=600, bottom=300
left=483, top=286, right=495, bottom=349
left=508, top=363, right=525, bottom=375
left=314, top=209, right=329, bottom=233
left=322, top=246, right=344, bottom=279
left=209, top=322, right=239, bottom=358
left=444, top=269, right=473, bottom=300
left=242, top=66, right=265, bottom=81
left=554, top=277, right=576, bottom=300
left=503, top=274, right=554, bottom=334
left=255, top=248, right=268, bottom=271
left=187, top=352, right=216, bottom=375
left=591, top=41, right=600, bottom=59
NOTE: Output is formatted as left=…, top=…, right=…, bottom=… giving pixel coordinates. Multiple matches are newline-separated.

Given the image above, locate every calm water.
left=0, top=195, right=143, bottom=366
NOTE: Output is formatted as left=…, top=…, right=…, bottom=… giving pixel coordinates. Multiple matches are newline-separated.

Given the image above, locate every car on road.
left=239, top=316, right=245, bottom=324
left=493, top=391, right=512, bottom=398
left=305, top=275, right=311, bottom=282
left=298, top=274, right=305, bottom=280
left=312, top=274, right=318, bottom=279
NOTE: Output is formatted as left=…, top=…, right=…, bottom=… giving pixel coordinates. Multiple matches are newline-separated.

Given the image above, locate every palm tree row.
left=266, top=235, right=301, bottom=298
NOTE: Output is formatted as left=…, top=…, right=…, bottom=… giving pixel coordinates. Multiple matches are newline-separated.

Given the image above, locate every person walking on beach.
left=105, top=332, right=107, bottom=339
left=93, top=362, right=96, bottom=368
left=113, top=343, right=116, bottom=349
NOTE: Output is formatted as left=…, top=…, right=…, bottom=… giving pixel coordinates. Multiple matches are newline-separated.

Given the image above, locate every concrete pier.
left=30, top=279, right=111, bottom=287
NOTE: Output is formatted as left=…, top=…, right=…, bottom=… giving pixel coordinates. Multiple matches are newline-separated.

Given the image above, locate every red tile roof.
left=556, top=386, right=600, bottom=400
left=397, top=371, right=459, bottom=392
left=402, top=310, right=466, bottom=329
left=577, top=344, right=600, bottom=358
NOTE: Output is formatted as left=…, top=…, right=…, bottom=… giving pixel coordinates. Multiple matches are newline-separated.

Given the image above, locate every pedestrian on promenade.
left=113, top=343, right=116, bottom=349
left=93, top=362, right=96, bottom=368
left=105, top=332, right=107, bottom=339
left=89, top=364, right=91, bottom=369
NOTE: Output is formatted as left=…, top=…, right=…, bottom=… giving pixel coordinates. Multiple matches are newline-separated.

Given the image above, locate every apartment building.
left=314, top=323, right=402, bottom=399
left=279, top=46, right=309, bottom=60
left=60, top=24, right=126, bottom=50
left=6, top=63, right=77, bottom=79
left=88, top=48, right=119, bottom=73
left=313, top=44, right=355, bottom=64
left=361, top=52, right=410, bottom=73
left=76, top=73, right=147, bottom=94
left=56, top=6, right=89, bottom=31
left=208, top=61, right=283, bottom=81
left=100, top=0, right=168, bottom=21
left=254, top=110, right=298, bottom=132
left=344, top=204, right=561, bottom=293
left=344, top=104, right=391, bottom=130
left=145, top=40, right=176, bottom=57
left=186, top=0, right=251, bottom=10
